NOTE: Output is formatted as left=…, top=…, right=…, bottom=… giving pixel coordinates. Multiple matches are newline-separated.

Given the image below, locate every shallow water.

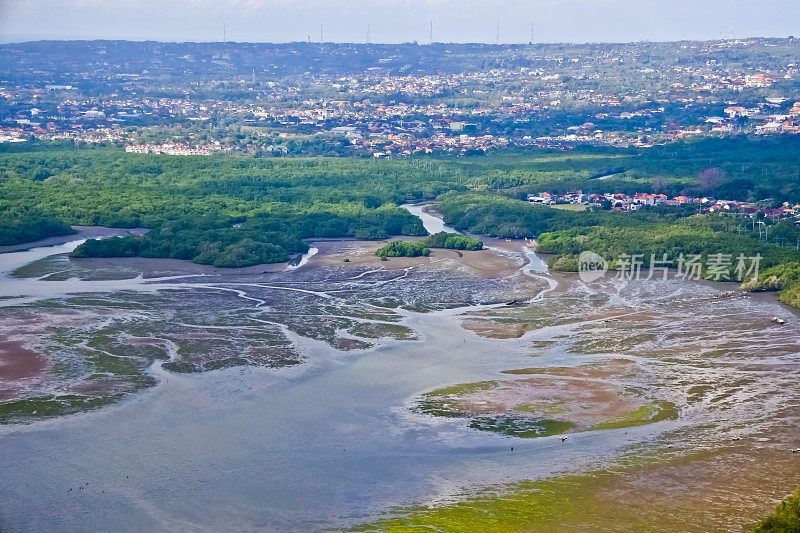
left=1, top=216, right=799, bottom=531
left=401, top=202, right=459, bottom=235
left=0, top=291, right=662, bottom=532
left=286, top=246, right=319, bottom=270
left=0, top=239, right=86, bottom=276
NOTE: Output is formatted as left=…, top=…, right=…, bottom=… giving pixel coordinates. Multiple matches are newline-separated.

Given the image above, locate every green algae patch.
left=591, top=401, right=678, bottom=431
left=414, top=381, right=499, bottom=418
left=503, top=367, right=547, bottom=375
left=468, top=416, right=574, bottom=438
left=0, top=394, right=125, bottom=423
left=427, top=381, right=499, bottom=397
left=351, top=474, right=608, bottom=533
left=351, top=441, right=763, bottom=533
left=513, top=402, right=565, bottom=416
left=755, top=486, right=800, bottom=532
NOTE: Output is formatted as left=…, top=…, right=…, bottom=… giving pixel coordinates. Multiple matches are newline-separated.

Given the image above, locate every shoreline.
left=0, top=225, right=148, bottom=255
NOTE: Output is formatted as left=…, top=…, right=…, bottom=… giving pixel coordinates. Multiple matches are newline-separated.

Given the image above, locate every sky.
left=1, top=0, right=799, bottom=44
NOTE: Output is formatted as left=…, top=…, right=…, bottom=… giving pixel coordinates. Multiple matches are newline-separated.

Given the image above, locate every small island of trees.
left=375, top=232, right=483, bottom=258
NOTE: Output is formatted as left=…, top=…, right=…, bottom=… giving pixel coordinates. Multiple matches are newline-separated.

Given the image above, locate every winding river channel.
left=1, top=209, right=799, bottom=531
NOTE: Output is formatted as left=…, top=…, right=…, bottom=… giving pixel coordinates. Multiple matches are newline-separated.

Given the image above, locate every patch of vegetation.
left=375, top=240, right=431, bottom=258
left=347, top=322, right=416, bottom=340
left=538, top=217, right=800, bottom=275
left=7, top=138, right=800, bottom=280
left=550, top=203, right=587, bottom=212
left=413, top=380, right=498, bottom=418
left=0, top=394, right=123, bottom=423
left=591, top=401, right=679, bottom=431
left=202, top=357, right=251, bottom=371
left=755, top=486, right=800, bottom=533
left=414, top=375, right=677, bottom=440
left=468, top=415, right=574, bottom=438
left=513, top=402, right=565, bottom=415
left=440, top=188, right=800, bottom=309
left=425, top=380, right=499, bottom=397
left=1, top=150, right=439, bottom=266
left=0, top=206, right=74, bottom=246
left=438, top=190, right=603, bottom=239
left=71, top=209, right=427, bottom=267
left=351, top=473, right=609, bottom=532
left=741, top=261, right=800, bottom=308
left=422, top=231, right=483, bottom=251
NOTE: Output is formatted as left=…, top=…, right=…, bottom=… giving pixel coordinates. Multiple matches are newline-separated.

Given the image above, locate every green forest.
left=423, top=231, right=483, bottom=251
left=375, top=241, right=431, bottom=258
left=438, top=190, right=800, bottom=300
left=0, top=206, right=74, bottom=246
left=0, top=149, right=456, bottom=264
left=3, top=137, right=800, bottom=273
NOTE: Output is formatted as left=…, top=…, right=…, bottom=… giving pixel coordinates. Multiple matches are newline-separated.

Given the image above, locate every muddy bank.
left=0, top=340, right=47, bottom=401
left=412, top=358, right=677, bottom=439
left=2, top=205, right=799, bottom=531
left=310, top=238, right=535, bottom=280
left=71, top=255, right=289, bottom=278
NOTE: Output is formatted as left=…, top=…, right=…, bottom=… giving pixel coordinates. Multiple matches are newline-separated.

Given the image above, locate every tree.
left=698, top=167, right=725, bottom=192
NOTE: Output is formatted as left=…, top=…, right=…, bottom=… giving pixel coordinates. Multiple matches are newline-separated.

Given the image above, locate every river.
left=400, top=202, right=459, bottom=234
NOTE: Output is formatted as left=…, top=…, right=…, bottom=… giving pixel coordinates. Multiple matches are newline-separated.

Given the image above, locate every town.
left=2, top=38, right=800, bottom=156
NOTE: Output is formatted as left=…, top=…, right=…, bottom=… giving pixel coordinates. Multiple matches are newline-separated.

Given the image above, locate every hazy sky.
left=1, top=0, right=799, bottom=44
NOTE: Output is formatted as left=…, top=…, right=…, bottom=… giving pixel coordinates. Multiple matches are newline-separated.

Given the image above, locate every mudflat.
left=0, top=340, right=46, bottom=381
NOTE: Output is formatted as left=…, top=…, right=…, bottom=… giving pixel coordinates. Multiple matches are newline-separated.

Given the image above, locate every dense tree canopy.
left=423, top=232, right=483, bottom=251
left=4, top=139, right=800, bottom=268
left=0, top=206, right=74, bottom=246
left=375, top=241, right=431, bottom=258
left=0, top=150, right=454, bottom=265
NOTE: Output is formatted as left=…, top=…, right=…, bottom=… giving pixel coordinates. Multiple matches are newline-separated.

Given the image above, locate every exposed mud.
left=0, top=340, right=47, bottom=381
left=412, top=359, right=677, bottom=439
left=0, top=233, right=545, bottom=424
left=1, top=213, right=799, bottom=531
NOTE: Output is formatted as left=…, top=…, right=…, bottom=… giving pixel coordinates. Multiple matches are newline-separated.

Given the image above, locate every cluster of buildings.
left=124, top=143, right=219, bottom=156
left=709, top=101, right=800, bottom=135
left=527, top=190, right=800, bottom=219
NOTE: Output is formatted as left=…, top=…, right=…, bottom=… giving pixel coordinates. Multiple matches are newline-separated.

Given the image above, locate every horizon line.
left=0, top=36, right=795, bottom=47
